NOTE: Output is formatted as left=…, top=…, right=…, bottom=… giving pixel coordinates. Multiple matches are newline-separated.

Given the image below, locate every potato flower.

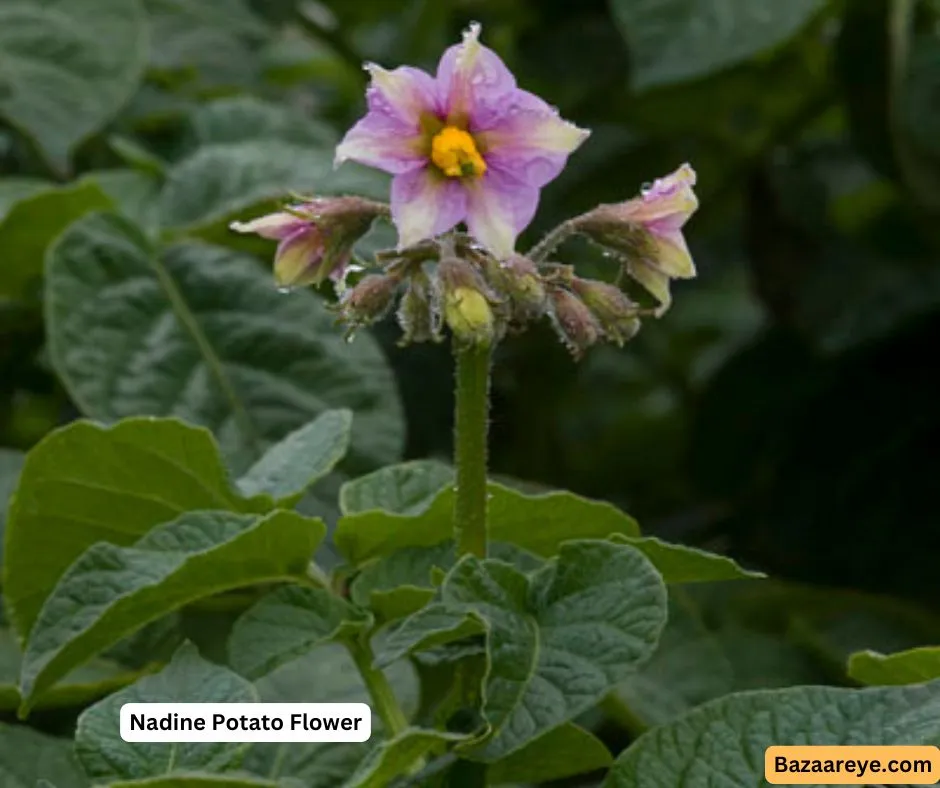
left=335, top=22, right=590, bottom=259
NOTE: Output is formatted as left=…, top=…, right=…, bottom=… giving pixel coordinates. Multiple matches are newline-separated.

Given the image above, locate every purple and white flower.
left=335, top=22, right=590, bottom=259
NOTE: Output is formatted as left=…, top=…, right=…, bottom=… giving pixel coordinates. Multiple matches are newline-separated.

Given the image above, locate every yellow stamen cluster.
left=431, top=126, right=487, bottom=178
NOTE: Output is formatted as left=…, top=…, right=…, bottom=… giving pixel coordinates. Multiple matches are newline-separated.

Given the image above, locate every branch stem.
left=348, top=639, right=409, bottom=736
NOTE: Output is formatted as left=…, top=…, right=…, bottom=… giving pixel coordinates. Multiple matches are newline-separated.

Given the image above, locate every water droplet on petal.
left=640, top=181, right=653, bottom=195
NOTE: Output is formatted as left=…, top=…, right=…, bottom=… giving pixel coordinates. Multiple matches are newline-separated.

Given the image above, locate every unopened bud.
left=437, top=258, right=495, bottom=347
left=231, top=196, right=387, bottom=290
left=484, top=254, right=546, bottom=324
left=339, top=273, right=400, bottom=329
left=547, top=287, right=601, bottom=360
left=396, top=271, right=440, bottom=345
left=570, top=278, right=641, bottom=345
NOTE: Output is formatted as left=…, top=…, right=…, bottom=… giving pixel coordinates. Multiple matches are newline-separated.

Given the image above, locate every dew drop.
left=640, top=181, right=653, bottom=195
left=277, top=286, right=293, bottom=294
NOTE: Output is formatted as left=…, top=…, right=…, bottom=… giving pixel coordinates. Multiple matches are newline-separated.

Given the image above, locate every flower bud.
left=436, top=258, right=496, bottom=347
left=396, top=271, right=440, bottom=345
left=338, top=273, right=400, bottom=329
left=483, top=254, right=546, bottom=324
left=570, top=278, right=641, bottom=346
left=547, top=287, right=601, bottom=359
left=230, top=196, right=386, bottom=289
left=572, top=164, right=698, bottom=315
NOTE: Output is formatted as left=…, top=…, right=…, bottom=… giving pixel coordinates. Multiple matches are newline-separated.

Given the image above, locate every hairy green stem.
left=453, top=342, right=492, bottom=558
left=528, top=219, right=578, bottom=263
left=349, top=639, right=409, bottom=736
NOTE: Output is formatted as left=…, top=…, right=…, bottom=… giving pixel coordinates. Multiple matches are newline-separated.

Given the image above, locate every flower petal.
left=629, top=163, right=699, bottom=226
left=436, top=22, right=518, bottom=128
left=335, top=64, right=439, bottom=174
left=650, top=229, right=695, bottom=279
left=465, top=165, right=539, bottom=259
left=229, top=211, right=302, bottom=240
left=476, top=89, right=590, bottom=188
left=391, top=167, right=468, bottom=248
left=626, top=258, right=672, bottom=317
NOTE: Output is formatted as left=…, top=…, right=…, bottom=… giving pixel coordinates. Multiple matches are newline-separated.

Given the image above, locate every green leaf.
left=339, top=461, right=455, bottom=516
left=601, top=681, right=940, bottom=787
left=90, top=169, right=164, bottom=234
left=349, top=543, right=453, bottom=609
left=159, top=141, right=386, bottom=234
left=45, top=212, right=405, bottom=476
left=610, top=0, right=826, bottom=90
left=377, top=603, right=485, bottom=666
left=0, top=178, right=48, bottom=219
left=0, top=0, right=148, bottom=173
left=0, top=721, right=88, bottom=788
left=608, top=534, right=764, bottom=583
left=105, top=776, right=277, bottom=788
left=188, top=97, right=335, bottom=148
left=486, top=723, right=612, bottom=785
left=0, top=179, right=114, bottom=300
left=344, top=729, right=469, bottom=788
left=236, top=409, right=352, bottom=505
left=612, top=592, right=734, bottom=729
left=849, top=647, right=940, bottom=686
left=0, top=448, right=24, bottom=568
left=0, top=628, right=140, bottom=712
left=335, top=481, right=639, bottom=566
left=3, top=417, right=264, bottom=642
left=19, top=509, right=324, bottom=713
left=350, top=541, right=541, bottom=623
left=228, top=585, right=369, bottom=680
left=380, top=540, right=667, bottom=761
left=76, top=642, right=256, bottom=784
left=145, top=0, right=270, bottom=90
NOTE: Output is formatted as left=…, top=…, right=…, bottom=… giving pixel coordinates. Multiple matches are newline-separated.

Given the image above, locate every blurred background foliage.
left=2, top=0, right=940, bottom=726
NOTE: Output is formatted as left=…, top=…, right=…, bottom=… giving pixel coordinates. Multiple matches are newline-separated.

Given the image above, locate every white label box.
left=120, top=702, right=372, bottom=742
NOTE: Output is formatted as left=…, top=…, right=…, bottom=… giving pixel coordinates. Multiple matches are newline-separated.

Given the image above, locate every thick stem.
left=349, top=639, right=409, bottom=736
left=453, top=342, right=492, bottom=558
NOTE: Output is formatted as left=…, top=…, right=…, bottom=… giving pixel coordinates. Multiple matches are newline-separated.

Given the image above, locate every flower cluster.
left=230, top=23, right=699, bottom=360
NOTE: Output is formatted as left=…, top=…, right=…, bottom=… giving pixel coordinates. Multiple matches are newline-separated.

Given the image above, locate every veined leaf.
left=377, top=540, right=668, bottom=761
left=19, top=510, right=324, bottom=713
left=45, top=212, right=404, bottom=476
left=76, top=642, right=256, bottom=784
left=0, top=0, right=148, bottom=173
left=602, top=680, right=940, bottom=786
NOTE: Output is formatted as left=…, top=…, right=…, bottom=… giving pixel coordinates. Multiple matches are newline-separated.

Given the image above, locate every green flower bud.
left=547, top=287, right=601, bottom=360
left=570, top=277, right=641, bottom=346
left=437, top=258, right=496, bottom=347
